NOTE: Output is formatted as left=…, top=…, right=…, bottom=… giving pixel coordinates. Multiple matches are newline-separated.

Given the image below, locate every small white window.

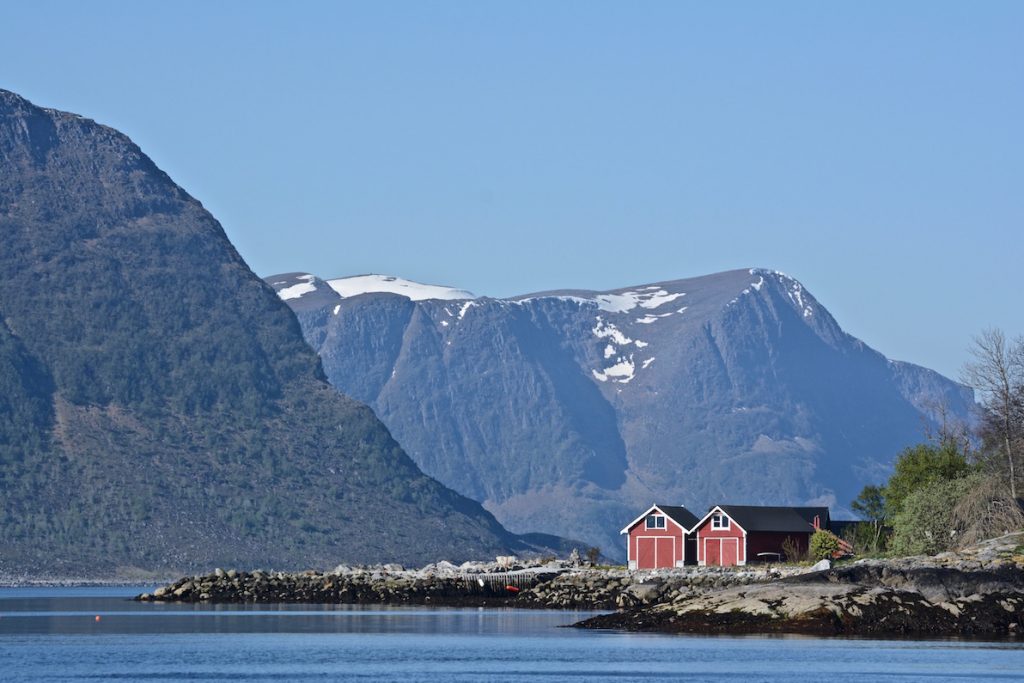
left=711, top=514, right=730, bottom=530
left=646, top=514, right=666, bottom=529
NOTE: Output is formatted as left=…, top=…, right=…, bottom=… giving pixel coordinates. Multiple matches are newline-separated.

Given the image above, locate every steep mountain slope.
left=0, top=88, right=537, bottom=577
left=269, top=269, right=975, bottom=558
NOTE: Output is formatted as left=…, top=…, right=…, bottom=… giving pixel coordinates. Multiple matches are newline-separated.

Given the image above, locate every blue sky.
left=4, top=2, right=1021, bottom=379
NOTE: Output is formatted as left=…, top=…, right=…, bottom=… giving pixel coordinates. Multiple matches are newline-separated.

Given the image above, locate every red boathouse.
left=620, top=504, right=699, bottom=569
left=692, top=505, right=829, bottom=566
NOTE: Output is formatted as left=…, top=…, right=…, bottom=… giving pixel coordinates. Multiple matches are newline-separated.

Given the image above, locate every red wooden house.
left=691, top=504, right=829, bottom=566
left=620, top=504, right=699, bottom=569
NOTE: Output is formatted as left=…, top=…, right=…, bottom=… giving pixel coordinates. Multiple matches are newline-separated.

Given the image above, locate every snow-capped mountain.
left=269, top=273, right=475, bottom=304
left=267, top=268, right=975, bottom=558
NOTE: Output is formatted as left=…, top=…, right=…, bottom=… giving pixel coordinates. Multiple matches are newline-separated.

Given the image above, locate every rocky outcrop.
left=575, top=533, right=1024, bottom=638
left=139, top=535, right=1024, bottom=638
left=137, top=561, right=809, bottom=610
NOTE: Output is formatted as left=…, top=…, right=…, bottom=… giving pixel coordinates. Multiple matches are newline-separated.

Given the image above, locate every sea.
left=1, top=587, right=1022, bottom=682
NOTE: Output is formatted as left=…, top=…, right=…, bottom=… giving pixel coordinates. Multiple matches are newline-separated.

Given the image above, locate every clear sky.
left=4, top=2, right=1021, bottom=379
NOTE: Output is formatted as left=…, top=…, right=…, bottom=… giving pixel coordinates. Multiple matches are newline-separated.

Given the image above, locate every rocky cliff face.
left=0, top=89, right=536, bottom=576
left=269, top=269, right=975, bottom=558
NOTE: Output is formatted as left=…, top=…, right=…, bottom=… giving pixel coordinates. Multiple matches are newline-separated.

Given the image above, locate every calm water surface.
left=1, top=587, right=1022, bottom=682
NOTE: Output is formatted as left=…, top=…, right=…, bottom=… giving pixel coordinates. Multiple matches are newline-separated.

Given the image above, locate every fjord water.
left=1, top=588, right=1021, bottom=682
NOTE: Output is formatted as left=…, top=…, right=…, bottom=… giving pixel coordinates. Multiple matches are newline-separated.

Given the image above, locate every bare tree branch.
left=961, top=328, right=1024, bottom=499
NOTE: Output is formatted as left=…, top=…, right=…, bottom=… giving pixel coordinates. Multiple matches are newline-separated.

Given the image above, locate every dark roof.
left=656, top=504, right=699, bottom=530
left=716, top=505, right=830, bottom=533
left=828, top=520, right=860, bottom=536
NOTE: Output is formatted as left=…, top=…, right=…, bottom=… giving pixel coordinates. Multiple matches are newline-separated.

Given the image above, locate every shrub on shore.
left=809, top=529, right=841, bottom=561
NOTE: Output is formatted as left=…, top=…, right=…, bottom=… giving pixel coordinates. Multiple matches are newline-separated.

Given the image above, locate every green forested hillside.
left=0, top=89, right=522, bottom=576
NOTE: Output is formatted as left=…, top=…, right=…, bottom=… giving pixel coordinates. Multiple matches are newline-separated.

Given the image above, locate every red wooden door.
left=722, top=539, right=738, bottom=566
left=705, top=538, right=721, bottom=566
left=637, top=537, right=656, bottom=569
left=656, top=537, right=674, bottom=568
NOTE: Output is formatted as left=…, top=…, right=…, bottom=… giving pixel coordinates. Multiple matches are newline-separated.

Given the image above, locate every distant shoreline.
left=0, top=577, right=170, bottom=588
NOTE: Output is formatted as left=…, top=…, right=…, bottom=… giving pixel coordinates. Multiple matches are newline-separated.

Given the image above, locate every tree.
left=851, top=484, right=886, bottom=552
left=885, top=442, right=973, bottom=518
left=950, top=471, right=1024, bottom=546
left=962, top=328, right=1024, bottom=499
left=889, top=476, right=978, bottom=556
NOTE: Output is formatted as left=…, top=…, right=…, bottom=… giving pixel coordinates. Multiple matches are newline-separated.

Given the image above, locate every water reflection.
left=2, top=588, right=1022, bottom=683
left=0, top=587, right=602, bottom=636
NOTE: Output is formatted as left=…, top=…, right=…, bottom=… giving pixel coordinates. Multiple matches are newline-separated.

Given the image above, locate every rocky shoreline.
left=137, top=533, right=1024, bottom=639
left=137, top=559, right=810, bottom=610
left=577, top=533, right=1024, bottom=639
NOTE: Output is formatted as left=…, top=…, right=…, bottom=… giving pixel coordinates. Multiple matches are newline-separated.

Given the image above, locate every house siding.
left=747, top=531, right=812, bottom=561
left=626, top=512, right=687, bottom=569
left=694, top=516, right=746, bottom=566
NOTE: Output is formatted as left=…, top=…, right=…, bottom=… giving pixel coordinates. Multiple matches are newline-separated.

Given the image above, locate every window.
left=646, top=514, right=666, bottom=529
left=711, top=514, right=730, bottom=530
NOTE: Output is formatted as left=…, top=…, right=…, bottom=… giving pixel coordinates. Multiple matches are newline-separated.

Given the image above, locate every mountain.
left=0, top=88, right=554, bottom=577
left=268, top=269, right=975, bottom=559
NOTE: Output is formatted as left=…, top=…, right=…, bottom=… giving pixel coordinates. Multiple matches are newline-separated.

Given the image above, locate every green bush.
left=888, top=475, right=978, bottom=556
left=809, top=529, right=841, bottom=561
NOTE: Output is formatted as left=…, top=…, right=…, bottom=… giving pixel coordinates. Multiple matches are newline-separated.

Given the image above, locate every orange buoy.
left=94, top=615, right=101, bottom=622
left=505, top=585, right=520, bottom=593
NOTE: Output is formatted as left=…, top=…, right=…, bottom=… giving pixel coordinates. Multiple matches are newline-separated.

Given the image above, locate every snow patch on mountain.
left=592, top=288, right=686, bottom=313
left=729, top=270, right=815, bottom=318
left=511, top=295, right=591, bottom=309
left=327, top=274, right=476, bottom=302
left=639, top=290, right=685, bottom=309
left=592, top=355, right=635, bottom=383
left=278, top=274, right=318, bottom=301
left=636, top=312, right=675, bottom=324
left=785, top=280, right=814, bottom=317
left=593, top=318, right=633, bottom=345
left=591, top=317, right=655, bottom=384
left=593, top=293, right=639, bottom=313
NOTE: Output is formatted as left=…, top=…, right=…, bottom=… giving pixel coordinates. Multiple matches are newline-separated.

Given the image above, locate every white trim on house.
left=621, top=504, right=691, bottom=535
left=621, top=504, right=661, bottom=535
left=699, top=536, right=742, bottom=567
left=689, top=505, right=748, bottom=535
left=646, top=514, right=666, bottom=530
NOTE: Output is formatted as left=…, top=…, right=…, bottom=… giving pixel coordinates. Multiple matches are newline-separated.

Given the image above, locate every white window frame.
left=646, top=514, right=666, bottom=530
left=711, top=514, right=730, bottom=530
